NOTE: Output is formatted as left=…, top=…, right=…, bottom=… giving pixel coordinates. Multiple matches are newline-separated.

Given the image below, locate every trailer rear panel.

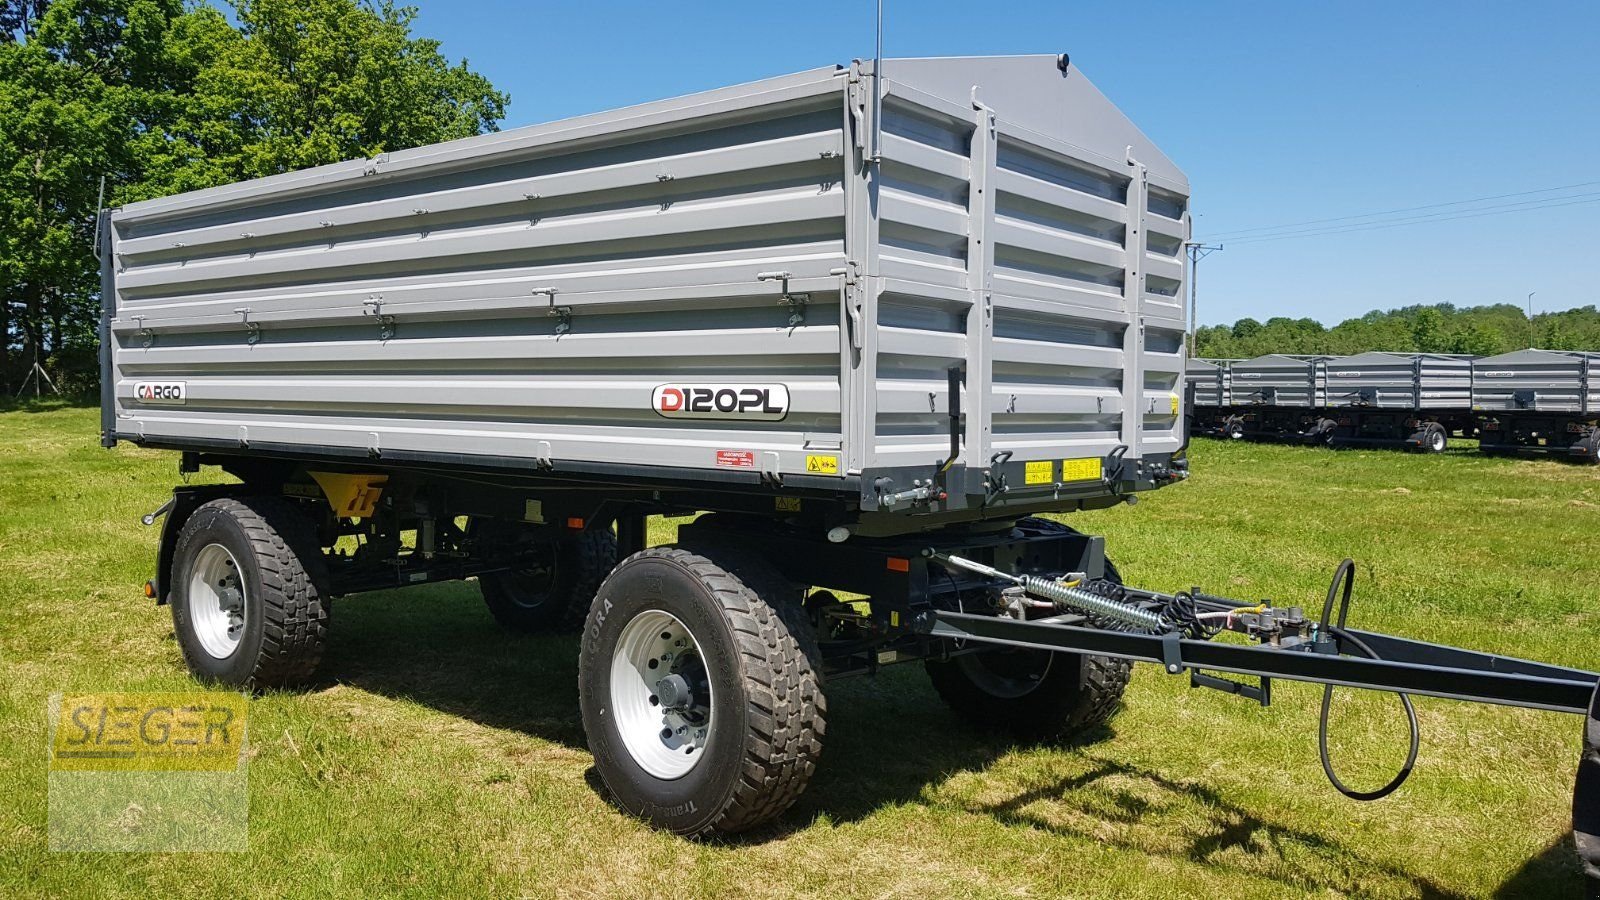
left=103, top=55, right=1189, bottom=517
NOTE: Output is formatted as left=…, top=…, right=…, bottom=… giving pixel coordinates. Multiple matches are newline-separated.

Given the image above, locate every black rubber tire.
left=1224, top=417, right=1245, bottom=440
left=479, top=528, right=618, bottom=633
left=926, top=517, right=1132, bottom=742
left=1312, top=419, right=1338, bottom=447
left=926, top=643, right=1132, bottom=743
left=170, top=496, right=329, bottom=689
left=1579, top=431, right=1600, bottom=466
left=1412, top=423, right=1447, bottom=454
left=1575, top=682, right=1600, bottom=895
left=577, top=547, right=825, bottom=836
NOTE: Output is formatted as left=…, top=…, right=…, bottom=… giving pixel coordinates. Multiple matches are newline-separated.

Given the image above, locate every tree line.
left=1195, top=302, right=1600, bottom=361
left=1, top=0, right=507, bottom=395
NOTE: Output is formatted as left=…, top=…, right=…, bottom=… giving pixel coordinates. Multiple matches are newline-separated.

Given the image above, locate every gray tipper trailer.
left=1322, top=352, right=1476, bottom=453
left=101, top=55, right=1600, bottom=864
left=1200, top=353, right=1332, bottom=442
left=1471, top=348, right=1600, bottom=462
left=1183, top=357, right=1230, bottom=407
left=1183, top=356, right=1238, bottom=436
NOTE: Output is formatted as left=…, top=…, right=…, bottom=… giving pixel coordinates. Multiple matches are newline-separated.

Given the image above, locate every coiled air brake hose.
left=1317, top=559, right=1420, bottom=801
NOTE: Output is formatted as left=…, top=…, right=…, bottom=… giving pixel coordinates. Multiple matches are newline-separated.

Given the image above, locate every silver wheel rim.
left=188, top=543, right=247, bottom=659
left=957, top=648, right=1053, bottom=698
left=1431, top=431, right=1446, bottom=452
left=610, top=610, right=713, bottom=779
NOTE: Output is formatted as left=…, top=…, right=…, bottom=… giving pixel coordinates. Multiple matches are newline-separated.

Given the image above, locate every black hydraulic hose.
left=1317, top=559, right=1420, bottom=801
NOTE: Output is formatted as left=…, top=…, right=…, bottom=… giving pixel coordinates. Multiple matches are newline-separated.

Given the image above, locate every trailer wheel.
left=925, top=644, right=1131, bottom=743
left=1411, top=422, right=1447, bottom=454
left=1577, top=430, right=1600, bottom=465
left=169, top=496, right=329, bottom=689
left=578, top=548, right=825, bottom=836
left=1224, top=416, right=1245, bottom=440
left=926, top=526, right=1131, bottom=742
left=1576, top=682, right=1600, bottom=895
left=479, top=528, right=618, bottom=632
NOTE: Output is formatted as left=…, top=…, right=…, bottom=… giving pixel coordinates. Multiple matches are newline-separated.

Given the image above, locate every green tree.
left=132, top=0, right=506, bottom=200
left=0, top=0, right=507, bottom=392
left=0, top=0, right=180, bottom=389
left=1194, top=301, right=1599, bottom=361
left=1410, top=307, right=1446, bottom=353
left=1451, top=322, right=1506, bottom=357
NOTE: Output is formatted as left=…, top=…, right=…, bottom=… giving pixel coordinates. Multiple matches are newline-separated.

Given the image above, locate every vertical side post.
left=98, top=208, right=117, bottom=447
left=840, top=63, right=879, bottom=479
left=964, top=95, right=998, bottom=476
left=871, top=0, right=883, bottom=164
left=1120, top=159, right=1149, bottom=459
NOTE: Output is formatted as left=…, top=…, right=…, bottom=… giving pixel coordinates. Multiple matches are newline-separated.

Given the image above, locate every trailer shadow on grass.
left=322, top=584, right=1578, bottom=897
left=321, top=582, right=590, bottom=750
left=755, top=674, right=1503, bottom=898
left=1493, top=833, right=1587, bottom=899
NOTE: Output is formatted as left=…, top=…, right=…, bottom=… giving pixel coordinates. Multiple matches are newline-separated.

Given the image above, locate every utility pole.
left=1526, top=291, right=1536, bottom=318
left=1185, top=242, right=1222, bottom=359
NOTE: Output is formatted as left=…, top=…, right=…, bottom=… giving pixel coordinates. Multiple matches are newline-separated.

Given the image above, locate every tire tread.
left=180, top=495, right=329, bottom=688
left=588, top=547, right=825, bottom=835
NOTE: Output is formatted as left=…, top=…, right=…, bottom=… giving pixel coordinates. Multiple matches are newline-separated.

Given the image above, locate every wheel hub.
left=654, top=673, right=693, bottom=710
left=609, top=610, right=713, bottom=779
left=187, top=543, right=248, bottom=660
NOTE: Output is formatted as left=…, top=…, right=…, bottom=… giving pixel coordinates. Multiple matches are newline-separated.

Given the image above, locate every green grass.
left=1, top=401, right=1596, bottom=898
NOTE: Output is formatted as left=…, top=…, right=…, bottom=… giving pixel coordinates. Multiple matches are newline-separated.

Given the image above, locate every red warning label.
left=715, top=449, right=756, bottom=469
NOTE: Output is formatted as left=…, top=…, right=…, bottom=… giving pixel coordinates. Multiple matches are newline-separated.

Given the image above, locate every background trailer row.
left=1186, top=349, right=1599, bottom=460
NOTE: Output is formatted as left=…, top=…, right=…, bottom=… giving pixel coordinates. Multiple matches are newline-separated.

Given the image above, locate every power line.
left=1204, top=179, right=1600, bottom=240
left=1225, top=189, right=1600, bottom=242
left=1224, top=194, right=1600, bottom=246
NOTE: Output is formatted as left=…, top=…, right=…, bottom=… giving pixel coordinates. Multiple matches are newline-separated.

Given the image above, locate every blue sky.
left=409, top=1, right=1600, bottom=327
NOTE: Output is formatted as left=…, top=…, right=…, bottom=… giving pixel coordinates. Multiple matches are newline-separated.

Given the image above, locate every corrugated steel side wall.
left=1324, top=355, right=1472, bottom=409
left=1473, top=352, right=1600, bottom=414
left=109, top=76, right=854, bottom=477
left=1230, top=357, right=1326, bottom=408
left=108, top=59, right=1191, bottom=488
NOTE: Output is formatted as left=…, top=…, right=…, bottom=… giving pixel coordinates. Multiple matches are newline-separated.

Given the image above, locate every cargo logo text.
left=133, top=382, right=187, bottom=405
left=652, top=384, right=790, bottom=421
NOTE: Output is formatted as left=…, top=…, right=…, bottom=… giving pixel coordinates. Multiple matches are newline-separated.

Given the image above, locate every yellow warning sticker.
left=1061, top=457, right=1103, bottom=482
left=805, top=454, right=840, bottom=475
left=1024, top=460, right=1053, bottom=485
left=774, top=496, right=802, bottom=512
left=1170, top=393, right=1180, bottom=415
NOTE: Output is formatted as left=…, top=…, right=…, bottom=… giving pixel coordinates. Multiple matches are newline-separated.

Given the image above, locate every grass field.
left=1, top=401, right=1596, bottom=898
